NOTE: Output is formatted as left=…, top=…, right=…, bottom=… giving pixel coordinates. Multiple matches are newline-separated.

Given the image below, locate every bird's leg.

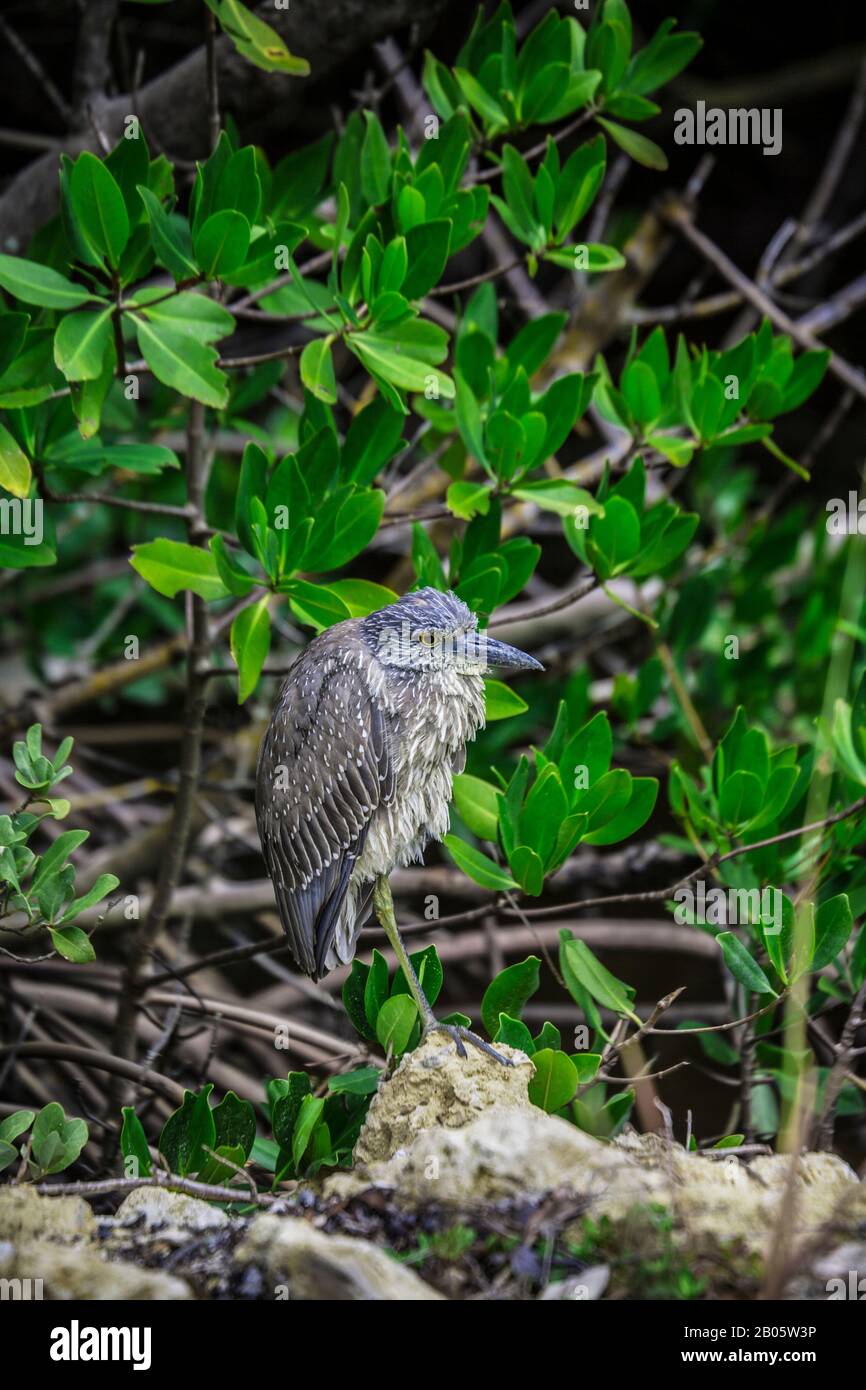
left=371, top=875, right=512, bottom=1066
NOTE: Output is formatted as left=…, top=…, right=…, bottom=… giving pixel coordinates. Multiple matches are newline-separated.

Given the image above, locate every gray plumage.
left=255, top=588, right=542, bottom=980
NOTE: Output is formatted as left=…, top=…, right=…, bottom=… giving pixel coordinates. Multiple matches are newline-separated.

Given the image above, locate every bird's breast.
left=352, top=669, right=485, bottom=881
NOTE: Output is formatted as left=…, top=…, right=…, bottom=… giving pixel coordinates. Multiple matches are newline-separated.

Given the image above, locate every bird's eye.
left=417, top=631, right=435, bottom=646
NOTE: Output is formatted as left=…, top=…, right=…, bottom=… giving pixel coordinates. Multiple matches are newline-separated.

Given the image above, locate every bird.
left=255, top=587, right=543, bottom=1060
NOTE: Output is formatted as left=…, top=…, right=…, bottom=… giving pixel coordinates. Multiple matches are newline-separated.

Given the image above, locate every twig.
left=0, top=16, right=71, bottom=125
left=813, top=977, right=866, bottom=1148
left=0, top=1041, right=184, bottom=1103
left=661, top=199, right=866, bottom=402
left=108, top=401, right=214, bottom=1125
left=36, top=1172, right=276, bottom=1206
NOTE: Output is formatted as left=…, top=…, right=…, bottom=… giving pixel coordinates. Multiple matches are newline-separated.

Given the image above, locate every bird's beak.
left=476, top=634, right=544, bottom=673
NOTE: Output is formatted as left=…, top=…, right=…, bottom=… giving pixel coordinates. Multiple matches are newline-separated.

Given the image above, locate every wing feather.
left=255, top=638, right=393, bottom=977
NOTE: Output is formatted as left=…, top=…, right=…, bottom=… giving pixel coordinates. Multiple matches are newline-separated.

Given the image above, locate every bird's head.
left=361, top=588, right=543, bottom=677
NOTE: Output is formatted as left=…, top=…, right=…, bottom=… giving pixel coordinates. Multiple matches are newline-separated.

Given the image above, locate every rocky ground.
left=1, top=1037, right=864, bottom=1300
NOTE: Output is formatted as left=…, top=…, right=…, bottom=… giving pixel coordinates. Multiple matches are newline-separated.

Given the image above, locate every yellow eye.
left=418, top=631, right=435, bottom=646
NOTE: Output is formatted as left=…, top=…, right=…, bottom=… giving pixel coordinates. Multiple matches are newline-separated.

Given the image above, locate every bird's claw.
left=424, top=1020, right=513, bottom=1066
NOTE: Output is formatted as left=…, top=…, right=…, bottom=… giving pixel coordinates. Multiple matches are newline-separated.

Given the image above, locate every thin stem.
left=107, top=400, right=213, bottom=1136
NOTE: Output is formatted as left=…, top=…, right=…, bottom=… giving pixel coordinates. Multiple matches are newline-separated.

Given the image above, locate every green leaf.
left=291, top=1094, right=325, bottom=1170
left=69, top=152, right=130, bottom=266
left=0, top=421, right=31, bottom=498
left=349, top=335, right=454, bottom=400
left=454, top=67, right=507, bottom=127
left=0, top=1109, right=34, bottom=1144
left=528, top=1049, right=578, bottom=1112
left=596, top=117, right=668, bottom=170
left=360, top=111, right=391, bottom=206
left=716, top=932, right=777, bottom=996
left=481, top=956, right=541, bottom=1038
left=130, top=538, right=229, bottom=601
left=59, top=872, right=120, bottom=923
left=574, top=1053, right=602, bottom=1083
left=587, top=494, right=641, bottom=576
left=583, top=776, right=658, bottom=846
left=509, top=844, right=545, bottom=895
left=300, top=336, right=337, bottom=404
left=327, top=1066, right=382, bottom=1096
left=442, top=833, right=518, bottom=891
left=230, top=597, right=271, bottom=704
left=301, top=485, right=386, bottom=572
left=402, top=220, right=452, bottom=299
left=554, top=136, right=607, bottom=241
left=362, top=948, right=390, bottom=1029
left=271, top=1073, right=313, bottom=1153
left=120, top=1108, right=153, bottom=1177
left=53, top=308, right=113, bottom=382
left=32, top=828, right=89, bottom=890
left=137, top=186, right=199, bottom=279
left=0, top=254, right=94, bottom=310
left=484, top=679, right=528, bottom=720
left=0, top=312, right=29, bottom=378
left=447, top=481, right=491, bottom=520
left=493, top=1013, right=535, bottom=1054
left=212, top=1091, right=256, bottom=1159
left=48, top=926, right=96, bottom=963
left=375, top=994, right=418, bottom=1055
left=203, top=0, right=310, bottom=75
left=159, top=1087, right=216, bottom=1177
left=719, top=770, right=764, bottom=827
left=134, top=316, right=228, bottom=408
left=342, top=397, right=404, bottom=485
left=562, top=937, right=639, bottom=1021
left=343, top=961, right=376, bottom=1043
left=284, top=581, right=350, bottom=633
left=622, top=358, right=662, bottom=428
left=511, top=479, right=601, bottom=518
left=452, top=773, right=500, bottom=840
left=627, top=23, right=702, bottom=95
left=30, top=1103, right=88, bottom=1175
left=194, top=209, right=251, bottom=277
left=813, top=894, right=853, bottom=971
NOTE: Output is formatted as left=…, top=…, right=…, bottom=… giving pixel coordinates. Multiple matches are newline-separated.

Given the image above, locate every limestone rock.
left=236, top=1215, right=445, bottom=1300
left=354, top=1032, right=534, bottom=1166
left=341, top=1098, right=864, bottom=1263
left=0, top=1185, right=95, bottom=1244
left=0, top=1238, right=192, bottom=1300
left=357, top=1104, right=665, bottom=1208
left=113, top=1185, right=229, bottom=1233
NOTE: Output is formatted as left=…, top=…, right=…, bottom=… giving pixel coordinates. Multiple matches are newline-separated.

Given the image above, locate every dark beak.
left=477, top=634, right=544, bottom=673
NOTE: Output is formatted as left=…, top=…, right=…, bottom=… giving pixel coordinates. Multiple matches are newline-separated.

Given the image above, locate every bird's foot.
left=423, top=1020, right=513, bottom=1066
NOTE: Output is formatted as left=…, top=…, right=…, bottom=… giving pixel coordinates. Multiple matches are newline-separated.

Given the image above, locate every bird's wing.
left=255, top=644, right=394, bottom=978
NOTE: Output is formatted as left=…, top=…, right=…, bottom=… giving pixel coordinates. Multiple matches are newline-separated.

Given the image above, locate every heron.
left=255, top=587, right=543, bottom=1062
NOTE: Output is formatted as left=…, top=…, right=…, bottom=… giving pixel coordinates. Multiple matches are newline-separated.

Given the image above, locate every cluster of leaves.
left=121, top=1072, right=370, bottom=1189
left=447, top=706, right=658, bottom=896
left=130, top=400, right=405, bottom=698
left=0, top=1103, right=88, bottom=1178
left=594, top=323, right=829, bottom=473
left=121, top=1086, right=256, bottom=1186
left=423, top=0, right=701, bottom=171
left=565, top=454, right=698, bottom=603
left=0, top=724, right=117, bottom=959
